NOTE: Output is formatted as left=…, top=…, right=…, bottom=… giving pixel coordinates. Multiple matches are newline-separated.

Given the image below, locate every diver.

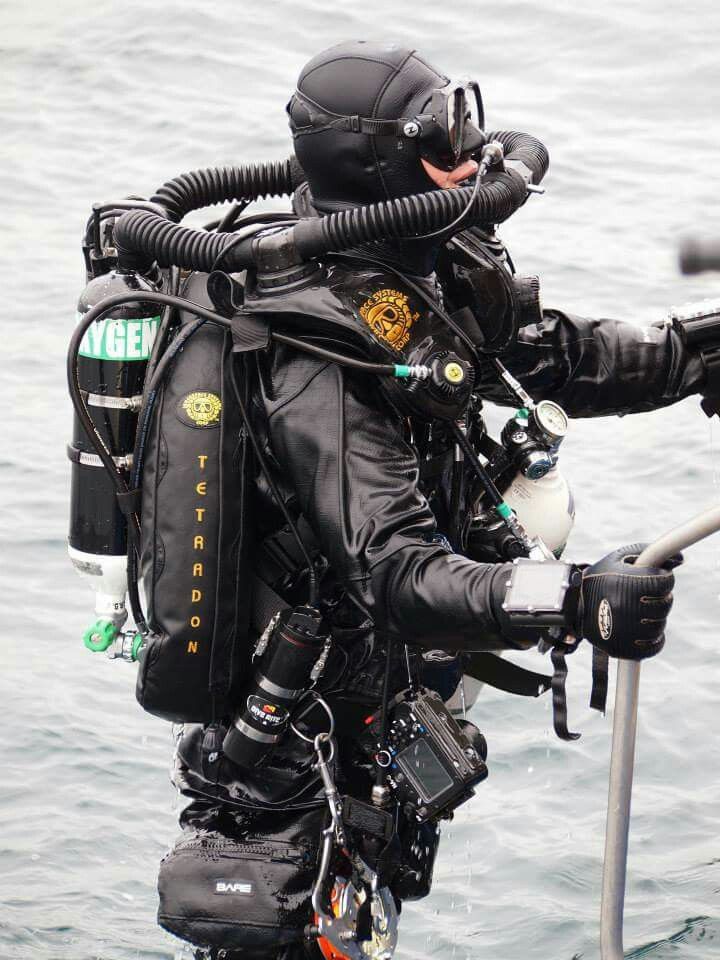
left=67, top=39, right=720, bottom=960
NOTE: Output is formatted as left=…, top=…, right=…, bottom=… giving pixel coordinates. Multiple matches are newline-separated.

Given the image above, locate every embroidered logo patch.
left=179, top=391, right=222, bottom=428
left=598, top=598, right=613, bottom=641
left=359, top=289, right=419, bottom=352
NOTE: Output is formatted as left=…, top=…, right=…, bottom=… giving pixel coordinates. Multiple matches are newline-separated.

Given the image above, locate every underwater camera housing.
left=363, top=688, right=488, bottom=823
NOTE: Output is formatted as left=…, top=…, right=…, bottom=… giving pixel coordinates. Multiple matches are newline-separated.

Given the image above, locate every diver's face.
left=421, top=155, right=478, bottom=189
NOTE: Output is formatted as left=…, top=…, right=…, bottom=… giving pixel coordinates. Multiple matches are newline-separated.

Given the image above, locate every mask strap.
left=289, top=89, right=409, bottom=138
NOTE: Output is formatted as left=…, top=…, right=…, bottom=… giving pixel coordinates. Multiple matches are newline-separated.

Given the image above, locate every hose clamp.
left=85, top=392, right=143, bottom=412
left=66, top=443, right=133, bottom=471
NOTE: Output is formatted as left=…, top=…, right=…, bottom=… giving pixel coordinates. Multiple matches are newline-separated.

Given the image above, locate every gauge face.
left=534, top=400, right=569, bottom=438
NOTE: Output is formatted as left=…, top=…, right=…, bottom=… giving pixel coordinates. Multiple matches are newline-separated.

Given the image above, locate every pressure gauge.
left=533, top=400, right=569, bottom=440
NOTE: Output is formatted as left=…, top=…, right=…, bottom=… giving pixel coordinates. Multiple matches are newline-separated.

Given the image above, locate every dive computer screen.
left=504, top=559, right=570, bottom=614
left=396, top=738, right=453, bottom=802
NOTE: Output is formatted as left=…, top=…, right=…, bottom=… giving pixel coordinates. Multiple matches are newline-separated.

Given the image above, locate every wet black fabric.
left=489, top=309, right=706, bottom=416
left=246, top=259, right=705, bottom=657
left=169, top=722, right=438, bottom=953
left=157, top=828, right=318, bottom=951
left=255, top=344, right=511, bottom=649
left=162, top=251, right=706, bottom=954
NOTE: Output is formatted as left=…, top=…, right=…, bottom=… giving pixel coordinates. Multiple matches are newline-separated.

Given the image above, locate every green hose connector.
left=83, top=619, right=118, bottom=652
left=496, top=502, right=513, bottom=520
left=393, top=364, right=431, bottom=379
left=516, top=407, right=530, bottom=422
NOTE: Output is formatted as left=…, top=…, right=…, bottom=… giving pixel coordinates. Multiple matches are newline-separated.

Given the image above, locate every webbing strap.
left=589, top=646, right=610, bottom=714
left=251, top=574, right=290, bottom=635
left=550, top=645, right=581, bottom=741
left=255, top=516, right=321, bottom=589
left=115, top=487, right=141, bottom=518
left=464, top=652, right=552, bottom=698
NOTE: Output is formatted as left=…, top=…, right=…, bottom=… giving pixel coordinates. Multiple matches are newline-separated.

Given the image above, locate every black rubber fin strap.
left=550, top=644, right=581, bottom=741
left=590, top=645, right=610, bottom=714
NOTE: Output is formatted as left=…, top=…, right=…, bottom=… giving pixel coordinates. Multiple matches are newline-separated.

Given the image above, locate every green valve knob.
left=496, top=502, right=513, bottom=520
left=83, top=619, right=118, bottom=652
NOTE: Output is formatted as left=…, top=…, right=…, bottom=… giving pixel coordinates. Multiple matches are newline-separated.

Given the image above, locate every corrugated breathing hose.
left=113, top=130, right=549, bottom=273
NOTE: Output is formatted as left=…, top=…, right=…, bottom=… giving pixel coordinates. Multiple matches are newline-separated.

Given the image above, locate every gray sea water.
left=3, top=1, right=720, bottom=957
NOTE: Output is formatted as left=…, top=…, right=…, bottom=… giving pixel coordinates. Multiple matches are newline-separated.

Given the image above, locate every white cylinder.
left=68, top=545, right=128, bottom=627
left=503, top=466, right=575, bottom=556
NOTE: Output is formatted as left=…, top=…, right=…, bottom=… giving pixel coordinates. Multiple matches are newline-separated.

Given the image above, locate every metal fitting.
left=106, top=630, right=144, bottom=662
left=371, top=784, right=391, bottom=807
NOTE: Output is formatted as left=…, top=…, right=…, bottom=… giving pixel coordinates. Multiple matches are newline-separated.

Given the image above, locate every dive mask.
left=417, top=80, right=486, bottom=170
left=288, top=78, right=486, bottom=173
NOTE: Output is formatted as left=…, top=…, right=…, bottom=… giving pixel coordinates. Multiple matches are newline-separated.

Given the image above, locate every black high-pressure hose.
left=113, top=131, right=549, bottom=273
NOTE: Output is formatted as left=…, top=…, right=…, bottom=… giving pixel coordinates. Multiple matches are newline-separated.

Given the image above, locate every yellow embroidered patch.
left=181, top=391, right=222, bottom=427
left=359, top=288, right=419, bottom=352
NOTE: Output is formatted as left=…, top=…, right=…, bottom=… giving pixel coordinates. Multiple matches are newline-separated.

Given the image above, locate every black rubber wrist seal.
left=671, top=303, right=720, bottom=414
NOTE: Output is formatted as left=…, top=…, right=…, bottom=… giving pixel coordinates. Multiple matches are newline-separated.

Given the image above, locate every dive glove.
left=578, top=543, right=680, bottom=660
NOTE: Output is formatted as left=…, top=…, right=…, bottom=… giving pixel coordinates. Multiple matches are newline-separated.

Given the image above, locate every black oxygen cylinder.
left=68, top=267, right=163, bottom=638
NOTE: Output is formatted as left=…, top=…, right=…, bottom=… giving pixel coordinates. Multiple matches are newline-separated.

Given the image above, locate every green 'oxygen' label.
left=78, top=315, right=161, bottom=361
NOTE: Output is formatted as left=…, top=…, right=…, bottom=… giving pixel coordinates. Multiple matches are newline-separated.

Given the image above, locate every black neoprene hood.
left=288, top=41, right=453, bottom=212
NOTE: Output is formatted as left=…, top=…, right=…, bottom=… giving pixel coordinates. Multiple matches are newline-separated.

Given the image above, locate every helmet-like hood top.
left=288, top=41, right=455, bottom=212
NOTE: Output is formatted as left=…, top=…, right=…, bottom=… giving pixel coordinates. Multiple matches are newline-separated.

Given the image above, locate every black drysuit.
left=251, top=257, right=703, bottom=654
left=172, top=249, right=705, bottom=960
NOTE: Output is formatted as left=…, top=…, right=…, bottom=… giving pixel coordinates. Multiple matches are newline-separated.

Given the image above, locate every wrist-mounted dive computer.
left=501, top=557, right=582, bottom=628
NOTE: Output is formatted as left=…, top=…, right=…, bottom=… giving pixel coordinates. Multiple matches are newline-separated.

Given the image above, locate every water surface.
left=2, top=2, right=720, bottom=957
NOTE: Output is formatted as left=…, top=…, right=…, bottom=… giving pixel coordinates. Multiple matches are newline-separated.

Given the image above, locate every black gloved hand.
left=579, top=543, right=681, bottom=660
